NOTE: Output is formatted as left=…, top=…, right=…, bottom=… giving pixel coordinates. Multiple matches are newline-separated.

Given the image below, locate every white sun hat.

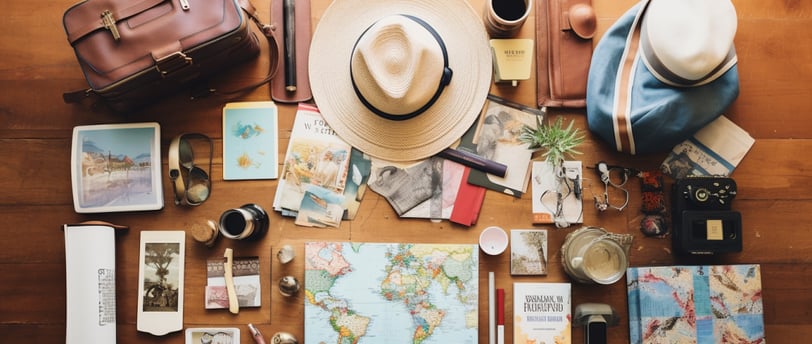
left=309, top=0, right=492, bottom=162
left=640, top=0, right=738, bottom=87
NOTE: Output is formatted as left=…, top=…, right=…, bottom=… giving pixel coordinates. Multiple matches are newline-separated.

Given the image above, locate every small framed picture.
left=185, top=327, right=240, bottom=344
left=70, top=122, right=163, bottom=213
left=136, top=230, right=185, bottom=336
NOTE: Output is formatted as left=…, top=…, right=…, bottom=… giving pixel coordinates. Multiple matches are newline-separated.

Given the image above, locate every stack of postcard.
left=273, top=104, right=371, bottom=227
left=367, top=157, right=486, bottom=225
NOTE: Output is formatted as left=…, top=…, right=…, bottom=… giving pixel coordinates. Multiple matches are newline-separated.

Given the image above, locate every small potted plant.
left=519, top=115, right=585, bottom=227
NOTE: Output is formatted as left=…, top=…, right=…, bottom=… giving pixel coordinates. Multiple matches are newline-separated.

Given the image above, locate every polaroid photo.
left=185, top=327, right=240, bottom=344
left=70, top=122, right=163, bottom=213
left=510, top=229, right=548, bottom=275
left=136, top=230, right=185, bottom=336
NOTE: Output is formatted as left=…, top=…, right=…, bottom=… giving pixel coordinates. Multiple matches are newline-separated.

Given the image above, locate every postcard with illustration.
left=222, top=101, right=279, bottom=180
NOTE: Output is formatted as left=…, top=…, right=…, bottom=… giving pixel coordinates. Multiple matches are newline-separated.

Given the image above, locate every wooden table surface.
left=2, top=0, right=811, bottom=343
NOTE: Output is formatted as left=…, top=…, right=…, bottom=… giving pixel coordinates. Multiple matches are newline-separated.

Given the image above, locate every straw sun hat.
left=309, top=0, right=492, bottom=162
left=587, top=0, right=739, bottom=155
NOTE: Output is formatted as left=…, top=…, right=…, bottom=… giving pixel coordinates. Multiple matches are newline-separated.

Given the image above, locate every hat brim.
left=309, top=0, right=492, bottom=162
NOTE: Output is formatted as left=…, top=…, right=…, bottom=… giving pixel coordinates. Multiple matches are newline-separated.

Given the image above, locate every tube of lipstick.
left=248, top=323, right=266, bottom=344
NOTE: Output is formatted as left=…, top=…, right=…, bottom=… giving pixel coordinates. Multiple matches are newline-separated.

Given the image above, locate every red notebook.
left=450, top=167, right=487, bottom=226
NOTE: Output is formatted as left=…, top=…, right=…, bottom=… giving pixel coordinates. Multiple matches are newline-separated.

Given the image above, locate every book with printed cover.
left=273, top=103, right=352, bottom=216
left=513, top=282, right=571, bottom=344
left=510, top=229, right=548, bottom=275
left=626, top=264, right=764, bottom=344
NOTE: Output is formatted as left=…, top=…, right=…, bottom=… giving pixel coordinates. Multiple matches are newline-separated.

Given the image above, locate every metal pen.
left=283, top=0, right=297, bottom=92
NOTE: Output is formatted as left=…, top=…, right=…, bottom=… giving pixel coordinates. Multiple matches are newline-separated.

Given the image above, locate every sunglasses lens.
left=179, top=138, right=195, bottom=169
left=186, top=167, right=210, bottom=204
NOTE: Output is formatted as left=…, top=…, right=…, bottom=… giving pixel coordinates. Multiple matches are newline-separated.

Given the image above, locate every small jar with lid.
left=561, top=226, right=633, bottom=284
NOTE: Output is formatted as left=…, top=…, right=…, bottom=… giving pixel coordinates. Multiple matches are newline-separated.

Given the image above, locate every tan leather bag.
left=536, top=0, right=596, bottom=108
left=62, top=0, right=278, bottom=112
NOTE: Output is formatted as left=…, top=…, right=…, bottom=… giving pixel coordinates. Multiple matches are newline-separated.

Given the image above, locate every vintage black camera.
left=671, top=176, right=742, bottom=254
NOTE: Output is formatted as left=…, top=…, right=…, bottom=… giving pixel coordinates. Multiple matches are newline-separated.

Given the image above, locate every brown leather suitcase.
left=62, top=0, right=277, bottom=111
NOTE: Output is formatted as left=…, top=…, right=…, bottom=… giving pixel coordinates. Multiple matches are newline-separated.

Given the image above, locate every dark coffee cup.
left=483, top=0, right=533, bottom=37
left=218, top=203, right=269, bottom=241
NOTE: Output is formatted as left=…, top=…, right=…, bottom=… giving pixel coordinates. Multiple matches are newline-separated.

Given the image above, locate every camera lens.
left=693, top=187, right=710, bottom=203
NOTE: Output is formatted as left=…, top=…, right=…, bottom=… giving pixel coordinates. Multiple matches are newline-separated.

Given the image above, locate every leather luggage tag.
left=536, top=0, right=596, bottom=108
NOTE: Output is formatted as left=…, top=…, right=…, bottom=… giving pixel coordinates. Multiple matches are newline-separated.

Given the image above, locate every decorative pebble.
left=271, top=332, right=298, bottom=344
left=279, top=275, right=300, bottom=297
left=276, top=244, right=295, bottom=264
left=640, top=215, right=668, bottom=237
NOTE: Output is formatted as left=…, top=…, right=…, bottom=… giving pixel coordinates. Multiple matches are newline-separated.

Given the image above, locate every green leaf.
left=518, top=116, right=584, bottom=165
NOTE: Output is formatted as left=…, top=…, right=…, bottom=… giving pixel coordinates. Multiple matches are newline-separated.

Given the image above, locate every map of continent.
left=304, top=242, right=479, bottom=344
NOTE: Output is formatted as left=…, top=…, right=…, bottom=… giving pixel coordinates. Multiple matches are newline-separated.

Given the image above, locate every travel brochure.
left=661, top=115, right=754, bottom=179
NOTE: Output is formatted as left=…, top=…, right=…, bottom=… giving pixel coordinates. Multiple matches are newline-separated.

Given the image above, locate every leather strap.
left=197, top=0, right=279, bottom=97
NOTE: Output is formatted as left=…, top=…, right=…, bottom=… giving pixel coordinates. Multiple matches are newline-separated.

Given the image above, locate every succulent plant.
left=519, top=115, right=585, bottom=165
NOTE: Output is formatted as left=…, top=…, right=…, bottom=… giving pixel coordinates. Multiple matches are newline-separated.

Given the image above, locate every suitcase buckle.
left=156, top=52, right=193, bottom=77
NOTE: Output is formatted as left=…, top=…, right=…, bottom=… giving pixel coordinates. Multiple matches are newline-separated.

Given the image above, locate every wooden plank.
left=2, top=0, right=812, bottom=342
